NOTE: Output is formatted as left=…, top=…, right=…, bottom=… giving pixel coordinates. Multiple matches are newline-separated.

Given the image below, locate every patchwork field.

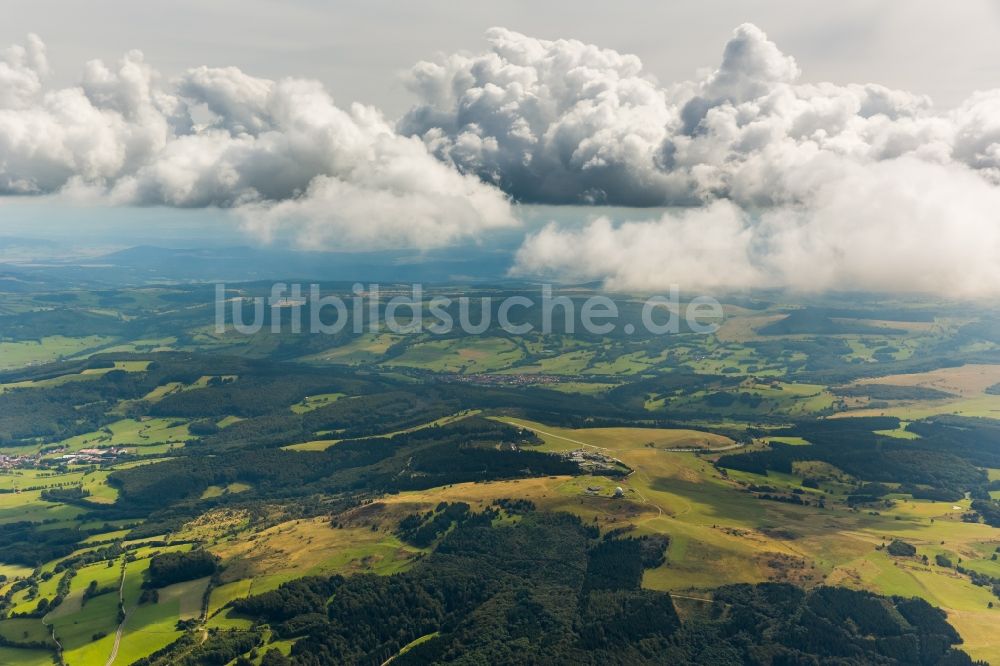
left=859, top=364, right=1000, bottom=396
left=837, top=364, right=1000, bottom=419
left=282, top=409, right=480, bottom=451
left=1, top=287, right=999, bottom=664
left=383, top=336, right=525, bottom=373
left=0, top=336, right=115, bottom=371
left=398, top=417, right=1000, bottom=663
left=53, top=417, right=193, bottom=456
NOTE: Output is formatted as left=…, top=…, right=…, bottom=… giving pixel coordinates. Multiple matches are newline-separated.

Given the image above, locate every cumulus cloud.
left=0, top=34, right=48, bottom=108
left=400, top=27, right=682, bottom=206
left=513, top=201, right=763, bottom=292
left=513, top=157, right=1000, bottom=296
left=403, top=24, right=1000, bottom=295
left=0, top=36, right=515, bottom=249
left=401, top=23, right=1000, bottom=206
left=4, top=26, right=1000, bottom=295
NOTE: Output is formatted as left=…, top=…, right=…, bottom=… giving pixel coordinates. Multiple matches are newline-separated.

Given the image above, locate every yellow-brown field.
left=209, top=516, right=423, bottom=594
left=837, top=363, right=1000, bottom=420
left=857, top=363, right=1000, bottom=397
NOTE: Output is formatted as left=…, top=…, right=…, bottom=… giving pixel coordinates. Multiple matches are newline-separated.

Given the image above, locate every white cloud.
left=0, top=36, right=515, bottom=249
left=0, top=33, right=48, bottom=109
left=513, top=156, right=1000, bottom=297
left=399, top=27, right=682, bottom=206
left=402, top=23, right=996, bottom=208
left=512, top=201, right=764, bottom=291
left=4, top=26, right=1000, bottom=294
left=402, top=24, right=1000, bottom=295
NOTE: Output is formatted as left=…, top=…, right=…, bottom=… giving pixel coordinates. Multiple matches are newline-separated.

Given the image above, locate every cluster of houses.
left=2, top=445, right=131, bottom=471
left=60, top=447, right=129, bottom=464
left=585, top=484, right=626, bottom=498
left=445, top=373, right=561, bottom=387
left=564, top=448, right=629, bottom=476
left=0, top=452, right=38, bottom=470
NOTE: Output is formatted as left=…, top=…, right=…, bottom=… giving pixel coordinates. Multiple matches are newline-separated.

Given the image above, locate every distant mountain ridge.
left=0, top=244, right=518, bottom=286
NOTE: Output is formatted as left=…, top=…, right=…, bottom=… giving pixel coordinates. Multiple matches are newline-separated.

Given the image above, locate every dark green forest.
left=144, top=509, right=979, bottom=666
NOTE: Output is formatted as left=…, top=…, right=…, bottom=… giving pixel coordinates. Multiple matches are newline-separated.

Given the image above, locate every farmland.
left=1, top=285, right=999, bottom=663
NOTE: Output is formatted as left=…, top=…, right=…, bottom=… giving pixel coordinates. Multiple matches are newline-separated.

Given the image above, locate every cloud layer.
left=400, top=25, right=1000, bottom=295
left=512, top=157, right=1000, bottom=296
left=402, top=24, right=1000, bottom=207
left=3, top=26, right=1000, bottom=295
left=0, top=36, right=515, bottom=249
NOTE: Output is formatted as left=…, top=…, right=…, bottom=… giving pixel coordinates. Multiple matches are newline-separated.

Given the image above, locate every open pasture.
left=857, top=363, right=1000, bottom=397
left=304, top=332, right=404, bottom=364
left=53, top=417, right=193, bottom=455
left=0, top=336, right=115, bottom=372
left=210, top=516, right=423, bottom=595
left=836, top=363, right=1000, bottom=419
left=383, top=336, right=524, bottom=374
left=387, top=415, right=1000, bottom=662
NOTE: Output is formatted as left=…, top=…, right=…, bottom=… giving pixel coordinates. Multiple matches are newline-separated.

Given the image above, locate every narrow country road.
left=505, top=418, right=743, bottom=454
left=663, top=442, right=745, bottom=453
left=106, top=562, right=128, bottom=666
left=42, top=615, right=62, bottom=662
left=506, top=421, right=612, bottom=452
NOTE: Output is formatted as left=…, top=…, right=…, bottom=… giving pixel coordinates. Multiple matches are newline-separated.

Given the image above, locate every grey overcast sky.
left=2, top=0, right=999, bottom=116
